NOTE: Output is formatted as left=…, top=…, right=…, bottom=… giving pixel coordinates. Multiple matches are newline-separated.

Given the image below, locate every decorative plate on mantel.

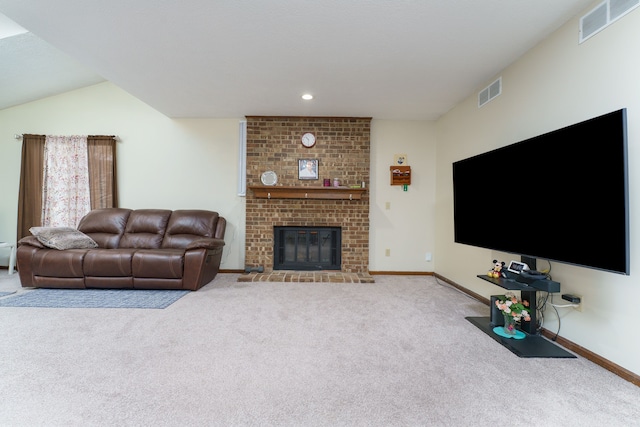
left=260, top=171, right=278, bottom=186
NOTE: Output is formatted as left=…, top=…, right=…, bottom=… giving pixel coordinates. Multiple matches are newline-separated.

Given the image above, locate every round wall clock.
left=301, top=132, right=316, bottom=148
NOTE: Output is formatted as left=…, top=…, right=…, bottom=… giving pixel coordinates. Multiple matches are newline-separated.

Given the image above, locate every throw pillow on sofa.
left=29, top=227, right=98, bottom=250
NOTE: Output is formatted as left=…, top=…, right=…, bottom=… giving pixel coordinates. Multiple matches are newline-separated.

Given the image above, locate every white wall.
left=369, top=120, right=436, bottom=271
left=0, top=83, right=246, bottom=270
left=435, top=7, right=640, bottom=375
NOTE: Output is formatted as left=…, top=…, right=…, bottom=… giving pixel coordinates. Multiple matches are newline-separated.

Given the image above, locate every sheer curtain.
left=16, top=135, right=118, bottom=240
left=42, top=135, right=90, bottom=227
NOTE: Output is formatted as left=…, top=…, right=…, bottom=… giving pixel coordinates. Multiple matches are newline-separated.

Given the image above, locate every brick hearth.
left=238, top=271, right=375, bottom=283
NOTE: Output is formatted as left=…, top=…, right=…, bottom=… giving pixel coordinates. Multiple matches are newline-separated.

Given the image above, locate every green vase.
left=503, top=313, right=517, bottom=335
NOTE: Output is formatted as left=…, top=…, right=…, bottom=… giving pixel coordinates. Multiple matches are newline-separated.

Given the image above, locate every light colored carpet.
left=0, top=272, right=638, bottom=426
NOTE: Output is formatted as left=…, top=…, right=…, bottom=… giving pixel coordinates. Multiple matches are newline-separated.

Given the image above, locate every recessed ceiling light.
left=302, top=94, right=313, bottom=100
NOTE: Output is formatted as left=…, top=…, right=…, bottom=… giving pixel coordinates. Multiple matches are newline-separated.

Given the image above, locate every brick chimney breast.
left=245, top=116, right=371, bottom=273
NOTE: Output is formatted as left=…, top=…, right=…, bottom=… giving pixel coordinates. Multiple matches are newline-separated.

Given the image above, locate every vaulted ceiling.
left=0, top=1, right=593, bottom=120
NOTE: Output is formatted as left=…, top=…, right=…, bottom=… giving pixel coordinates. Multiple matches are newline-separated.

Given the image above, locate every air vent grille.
left=611, top=0, right=640, bottom=19
left=478, top=77, right=501, bottom=108
left=580, top=0, right=639, bottom=43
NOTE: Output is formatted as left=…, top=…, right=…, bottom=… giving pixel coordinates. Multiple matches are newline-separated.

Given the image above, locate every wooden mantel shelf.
left=249, top=185, right=366, bottom=200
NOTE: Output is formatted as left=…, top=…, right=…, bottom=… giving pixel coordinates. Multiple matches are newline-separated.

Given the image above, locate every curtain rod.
left=14, top=134, right=120, bottom=141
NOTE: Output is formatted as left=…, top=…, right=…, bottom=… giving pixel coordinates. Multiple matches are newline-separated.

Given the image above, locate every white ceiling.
left=0, top=0, right=594, bottom=120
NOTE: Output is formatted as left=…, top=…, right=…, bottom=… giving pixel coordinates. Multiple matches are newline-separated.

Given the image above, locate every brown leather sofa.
left=16, top=208, right=226, bottom=290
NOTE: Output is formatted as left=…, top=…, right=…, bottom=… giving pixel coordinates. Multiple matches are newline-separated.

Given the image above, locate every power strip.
left=562, top=294, right=581, bottom=304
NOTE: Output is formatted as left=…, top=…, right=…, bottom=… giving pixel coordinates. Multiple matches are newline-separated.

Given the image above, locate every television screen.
left=452, top=109, right=629, bottom=275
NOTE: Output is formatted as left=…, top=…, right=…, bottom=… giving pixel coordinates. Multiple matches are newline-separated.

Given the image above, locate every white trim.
left=237, top=120, right=247, bottom=196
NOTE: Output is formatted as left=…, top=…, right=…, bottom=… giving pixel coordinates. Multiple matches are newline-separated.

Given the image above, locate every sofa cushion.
left=32, top=249, right=88, bottom=277
left=83, top=249, right=137, bottom=276
left=162, top=210, right=219, bottom=249
left=132, top=249, right=185, bottom=279
left=29, top=227, right=98, bottom=250
left=77, top=208, right=132, bottom=248
left=119, top=209, right=172, bottom=249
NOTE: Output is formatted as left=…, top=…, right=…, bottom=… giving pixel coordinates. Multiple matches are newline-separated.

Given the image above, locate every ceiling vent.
left=580, top=0, right=639, bottom=43
left=478, top=77, right=502, bottom=108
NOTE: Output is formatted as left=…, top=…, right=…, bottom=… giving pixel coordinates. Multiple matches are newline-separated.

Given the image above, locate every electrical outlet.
left=563, top=293, right=583, bottom=312
left=385, top=202, right=391, bottom=210
left=385, top=248, right=390, bottom=257
left=425, top=252, right=432, bottom=261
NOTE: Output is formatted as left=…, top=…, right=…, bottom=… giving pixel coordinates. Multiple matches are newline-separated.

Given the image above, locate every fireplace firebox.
left=273, top=227, right=341, bottom=270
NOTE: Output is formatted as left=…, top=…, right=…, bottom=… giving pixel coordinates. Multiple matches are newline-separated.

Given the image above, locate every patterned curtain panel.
left=42, top=135, right=91, bottom=227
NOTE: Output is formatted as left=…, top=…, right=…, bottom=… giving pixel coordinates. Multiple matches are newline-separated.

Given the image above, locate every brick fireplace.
left=245, top=116, right=371, bottom=274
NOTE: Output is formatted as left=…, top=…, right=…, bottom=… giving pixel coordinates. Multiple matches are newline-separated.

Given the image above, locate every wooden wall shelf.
left=249, top=186, right=366, bottom=200
left=390, top=166, right=411, bottom=186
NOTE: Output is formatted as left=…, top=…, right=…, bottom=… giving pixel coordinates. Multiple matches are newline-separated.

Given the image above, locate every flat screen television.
left=452, top=108, right=629, bottom=275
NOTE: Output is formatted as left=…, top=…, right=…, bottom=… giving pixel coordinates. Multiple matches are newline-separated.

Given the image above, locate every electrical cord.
left=433, top=275, right=480, bottom=302
left=534, top=290, right=579, bottom=341
left=551, top=303, right=560, bottom=341
left=539, top=259, right=553, bottom=280
left=536, top=291, right=549, bottom=333
left=535, top=291, right=564, bottom=341
left=548, top=293, right=567, bottom=341
left=550, top=303, right=579, bottom=308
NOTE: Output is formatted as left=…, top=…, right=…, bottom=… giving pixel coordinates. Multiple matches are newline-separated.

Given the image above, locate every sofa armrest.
left=18, top=235, right=46, bottom=249
left=185, top=238, right=225, bottom=251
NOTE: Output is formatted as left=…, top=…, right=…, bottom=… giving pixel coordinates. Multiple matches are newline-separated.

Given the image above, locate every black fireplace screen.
left=273, top=227, right=341, bottom=270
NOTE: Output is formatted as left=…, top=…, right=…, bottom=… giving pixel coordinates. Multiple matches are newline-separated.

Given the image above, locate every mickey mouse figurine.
left=488, top=259, right=506, bottom=278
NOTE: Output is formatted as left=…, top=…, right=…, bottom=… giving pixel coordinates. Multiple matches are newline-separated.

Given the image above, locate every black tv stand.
left=466, top=274, right=576, bottom=358
left=477, top=274, right=540, bottom=334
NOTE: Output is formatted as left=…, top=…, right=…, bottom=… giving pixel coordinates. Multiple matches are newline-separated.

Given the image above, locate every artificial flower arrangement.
left=495, top=292, right=531, bottom=323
